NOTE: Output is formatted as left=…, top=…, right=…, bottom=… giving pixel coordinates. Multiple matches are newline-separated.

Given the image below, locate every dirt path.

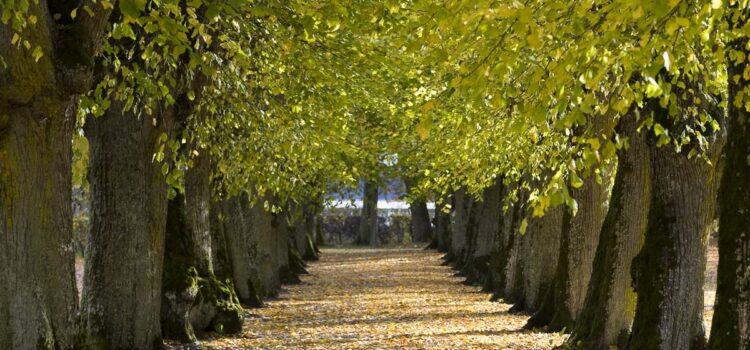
left=195, top=248, right=565, bottom=349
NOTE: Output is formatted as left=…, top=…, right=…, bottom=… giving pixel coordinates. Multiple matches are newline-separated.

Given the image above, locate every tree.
left=0, top=1, right=113, bottom=347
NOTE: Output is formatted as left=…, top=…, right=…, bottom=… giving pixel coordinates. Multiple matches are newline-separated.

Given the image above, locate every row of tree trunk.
left=438, top=89, right=748, bottom=349
left=0, top=4, right=324, bottom=346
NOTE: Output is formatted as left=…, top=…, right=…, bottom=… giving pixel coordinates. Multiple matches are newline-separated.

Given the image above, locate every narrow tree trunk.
left=273, top=209, right=296, bottom=284
left=435, top=200, right=453, bottom=253
left=359, top=180, right=379, bottom=246
left=303, top=209, right=320, bottom=260
left=626, top=98, right=724, bottom=350
left=450, top=187, right=472, bottom=264
left=487, top=182, right=515, bottom=300
left=0, top=99, right=80, bottom=349
left=566, top=112, right=650, bottom=349
left=504, top=189, right=528, bottom=307
left=294, top=205, right=310, bottom=259
left=82, top=102, right=168, bottom=350
left=709, top=36, right=750, bottom=350
left=528, top=169, right=608, bottom=331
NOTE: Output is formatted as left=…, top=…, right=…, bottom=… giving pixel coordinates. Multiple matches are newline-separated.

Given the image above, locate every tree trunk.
left=182, top=154, right=244, bottom=334
left=521, top=204, right=563, bottom=312
left=303, top=209, right=320, bottom=260
left=0, top=99, right=80, bottom=349
left=709, top=36, right=750, bottom=350
left=359, top=180, right=379, bottom=246
left=566, top=112, right=650, bottom=349
left=528, top=168, right=608, bottom=331
left=0, top=2, right=112, bottom=347
left=252, top=196, right=281, bottom=297
left=626, top=98, right=724, bottom=350
left=273, top=209, right=295, bottom=284
left=410, top=199, right=433, bottom=243
left=487, top=181, right=515, bottom=299
left=185, top=152, right=213, bottom=276
left=504, top=189, right=528, bottom=307
left=222, top=195, right=263, bottom=306
left=293, top=205, right=310, bottom=259
left=450, top=187, right=473, bottom=264
left=82, top=102, right=168, bottom=350
left=160, top=194, right=199, bottom=343
left=466, top=180, right=503, bottom=285
left=435, top=200, right=453, bottom=253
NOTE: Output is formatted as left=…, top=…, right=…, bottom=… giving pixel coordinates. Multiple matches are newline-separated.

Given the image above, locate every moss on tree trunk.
left=709, top=36, right=750, bottom=350
left=626, top=93, right=724, bottom=350
left=0, top=99, right=80, bottom=349
left=565, top=112, right=650, bottom=350
left=527, top=164, right=609, bottom=331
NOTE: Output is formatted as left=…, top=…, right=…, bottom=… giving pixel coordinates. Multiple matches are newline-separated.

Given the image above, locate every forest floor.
left=76, top=242, right=719, bottom=349
left=195, top=248, right=566, bottom=349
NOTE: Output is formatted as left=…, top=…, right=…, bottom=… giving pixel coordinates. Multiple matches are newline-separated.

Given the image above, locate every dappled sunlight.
left=197, top=249, right=565, bottom=349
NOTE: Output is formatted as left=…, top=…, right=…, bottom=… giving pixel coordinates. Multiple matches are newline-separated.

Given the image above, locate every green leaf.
left=32, top=46, right=43, bottom=62
left=119, top=0, right=146, bottom=19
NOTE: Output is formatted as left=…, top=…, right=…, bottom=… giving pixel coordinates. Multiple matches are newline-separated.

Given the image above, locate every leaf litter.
left=191, top=248, right=566, bottom=349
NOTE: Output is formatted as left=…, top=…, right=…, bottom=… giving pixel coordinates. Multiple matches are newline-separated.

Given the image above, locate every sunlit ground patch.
left=194, top=248, right=566, bottom=349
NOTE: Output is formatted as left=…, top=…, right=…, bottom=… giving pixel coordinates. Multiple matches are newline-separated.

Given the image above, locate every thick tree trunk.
left=626, top=99, right=724, bottom=350
left=273, top=209, right=295, bottom=284
left=466, top=180, right=503, bottom=285
left=359, top=180, right=379, bottom=246
left=410, top=200, right=433, bottom=243
left=528, top=168, right=608, bottom=331
left=0, top=99, right=80, bottom=349
left=0, top=2, right=112, bottom=347
left=160, top=194, right=199, bottom=343
left=82, top=102, right=168, bottom=350
left=185, top=152, right=213, bottom=276
left=222, top=195, right=263, bottom=306
left=182, top=154, right=244, bottom=334
left=252, top=196, right=281, bottom=297
left=566, top=112, right=650, bottom=349
left=521, top=204, right=563, bottom=312
left=709, top=37, right=750, bottom=350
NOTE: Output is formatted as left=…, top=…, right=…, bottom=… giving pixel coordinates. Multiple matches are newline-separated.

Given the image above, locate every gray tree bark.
left=450, top=187, right=474, bottom=264
left=252, top=195, right=281, bottom=297
left=466, top=180, right=503, bottom=285
left=0, top=2, right=112, bottom=348
left=359, top=180, right=379, bottom=246
left=627, top=90, right=725, bottom=350
left=527, top=166, right=609, bottom=331
left=709, top=35, right=750, bottom=350
left=566, top=111, right=651, bottom=349
left=434, top=200, right=453, bottom=253
left=82, top=101, right=168, bottom=350
left=222, top=195, right=263, bottom=306
left=521, top=204, right=563, bottom=312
